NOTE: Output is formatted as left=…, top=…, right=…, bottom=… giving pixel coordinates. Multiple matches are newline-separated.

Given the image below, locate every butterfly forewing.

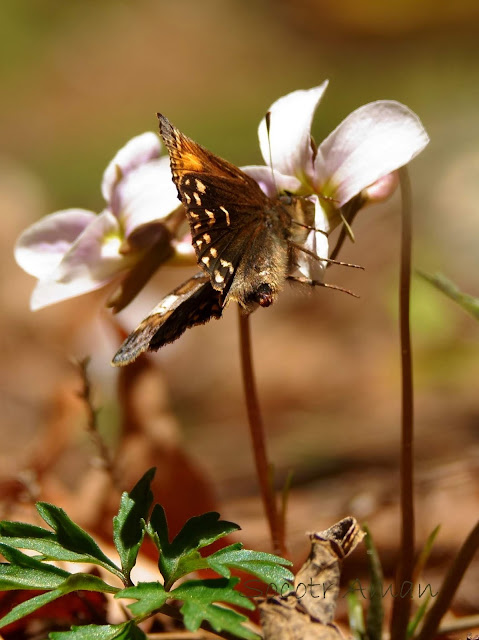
left=157, top=113, right=287, bottom=299
left=112, top=273, right=223, bottom=366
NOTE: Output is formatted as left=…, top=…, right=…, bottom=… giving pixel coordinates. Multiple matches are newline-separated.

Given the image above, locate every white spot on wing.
left=147, top=294, right=178, bottom=317
left=220, top=206, right=231, bottom=226
left=195, top=179, right=206, bottom=193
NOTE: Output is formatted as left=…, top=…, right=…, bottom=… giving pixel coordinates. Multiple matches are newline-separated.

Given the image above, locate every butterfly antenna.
left=265, top=111, right=278, bottom=193
left=290, top=219, right=328, bottom=237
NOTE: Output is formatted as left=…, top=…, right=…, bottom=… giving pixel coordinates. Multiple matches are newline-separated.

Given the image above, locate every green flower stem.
left=238, top=310, right=285, bottom=557
left=390, top=166, right=415, bottom=640
left=415, top=519, right=479, bottom=640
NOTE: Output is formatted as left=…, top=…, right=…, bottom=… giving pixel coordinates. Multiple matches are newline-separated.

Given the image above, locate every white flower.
left=15, top=133, right=183, bottom=311
left=243, top=82, right=429, bottom=279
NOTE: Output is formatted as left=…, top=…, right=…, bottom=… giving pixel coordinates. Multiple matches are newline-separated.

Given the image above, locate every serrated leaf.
left=146, top=505, right=240, bottom=588
left=417, top=271, right=479, bottom=321
left=208, top=544, right=293, bottom=588
left=115, top=581, right=168, bottom=617
left=0, top=520, right=109, bottom=565
left=0, top=543, right=70, bottom=590
left=0, top=571, right=117, bottom=629
left=172, top=578, right=258, bottom=640
left=59, top=573, right=119, bottom=594
left=49, top=620, right=147, bottom=639
left=113, top=468, right=155, bottom=582
left=36, top=503, right=121, bottom=578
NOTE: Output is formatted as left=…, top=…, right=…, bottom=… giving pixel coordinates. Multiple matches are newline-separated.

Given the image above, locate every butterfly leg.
left=287, top=275, right=359, bottom=299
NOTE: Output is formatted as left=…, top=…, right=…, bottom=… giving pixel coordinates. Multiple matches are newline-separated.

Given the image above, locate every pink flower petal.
left=101, top=132, right=162, bottom=207
left=258, top=82, right=329, bottom=181
left=363, top=170, right=400, bottom=203
left=295, top=196, right=329, bottom=280
left=314, top=101, right=429, bottom=207
left=30, top=277, right=117, bottom=311
left=54, top=210, right=131, bottom=284
left=28, top=211, right=134, bottom=309
left=241, top=165, right=301, bottom=197
left=119, top=156, right=181, bottom=238
left=14, top=209, right=96, bottom=278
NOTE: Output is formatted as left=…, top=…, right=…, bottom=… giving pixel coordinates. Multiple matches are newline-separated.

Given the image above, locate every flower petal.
left=14, top=209, right=96, bottom=278
left=258, top=82, right=329, bottom=180
left=363, top=170, right=400, bottom=204
left=30, top=276, right=117, bottom=311
left=241, top=165, right=302, bottom=197
left=314, top=101, right=429, bottom=207
left=118, top=156, right=180, bottom=238
left=26, top=211, right=136, bottom=310
left=101, top=132, right=162, bottom=208
left=295, top=196, right=329, bottom=280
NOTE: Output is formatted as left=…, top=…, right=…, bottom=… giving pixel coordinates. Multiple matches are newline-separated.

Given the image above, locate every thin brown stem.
left=237, top=309, right=285, bottom=556
left=415, top=519, right=479, bottom=640
left=75, top=357, right=120, bottom=490
left=390, top=167, right=415, bottom=640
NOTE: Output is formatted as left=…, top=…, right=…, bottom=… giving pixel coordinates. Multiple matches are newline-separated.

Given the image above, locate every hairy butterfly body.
left=112, top=114, right=311, bottom=366
left=157, top=113, right=298, bottom=311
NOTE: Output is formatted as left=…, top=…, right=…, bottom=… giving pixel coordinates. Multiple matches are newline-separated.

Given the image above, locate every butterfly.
left=112, top=114, right=316, bottom=366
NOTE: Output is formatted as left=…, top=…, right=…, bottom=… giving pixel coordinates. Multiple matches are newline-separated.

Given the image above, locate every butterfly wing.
left=158, top=114, right=288, bottom=302
left=112, top=272, right=223, bottom=366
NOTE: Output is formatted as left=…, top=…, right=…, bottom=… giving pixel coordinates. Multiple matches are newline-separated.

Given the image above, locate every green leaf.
left=346, top=588, right=366, bottom=640
left=49, top=620, right=147, bottom=639
left=417, top=271, right=479, bottom=321
left=147, top=505, right=239, bottom=588
left=113, top=468, right=155, bottom=582
left=172, top=578, right=258, bottom=640
left=0, top=520, right=110, bottom=565
left=363, top=524, right=384, bottom=640
left=35, top=503, right=122, bottom=578
left=115, top=581, right=168, bottom=617
left=413, top=524, right=440, bottom=583
left=208, top=543, right=293, bottom=587
left=0, top=572, right=118, bottom=629
left=0, top=590, right=65, bottom=629
left=407, top=594, right=431, bottom=637
left=0, top=543, right=70, bottom=590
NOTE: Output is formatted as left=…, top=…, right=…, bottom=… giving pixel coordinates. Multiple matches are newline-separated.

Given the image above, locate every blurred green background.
left=1, top=0, right=478, bottom=601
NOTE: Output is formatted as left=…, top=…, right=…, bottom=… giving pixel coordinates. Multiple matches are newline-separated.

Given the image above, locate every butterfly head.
left=247, top=283, right=274, bottom=308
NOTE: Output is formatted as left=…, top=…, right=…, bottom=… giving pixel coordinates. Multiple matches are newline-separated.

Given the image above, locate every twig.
left=437, top=614, right=479, bottom=634
left=75, top=357, right=120, bottom=490
left=390, top=167, right=415, bottom=640
left=415, top=519, right=479, bottom=640
left=237, top=310, right=285, bottom=556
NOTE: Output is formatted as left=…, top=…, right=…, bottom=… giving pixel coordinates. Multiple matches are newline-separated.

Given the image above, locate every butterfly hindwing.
left=112, top=273, right=223, bottom=366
